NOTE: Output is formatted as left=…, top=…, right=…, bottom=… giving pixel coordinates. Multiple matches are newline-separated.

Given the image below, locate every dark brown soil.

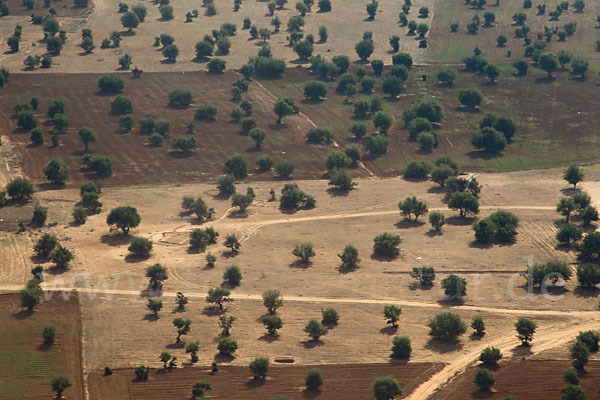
left=436, top=359, right=600, bottom=399
left=0, top=71, right=336, bottom=188
left=88, top=362, right=443, bottom=400
left=5, top=0, right=91, bottom=17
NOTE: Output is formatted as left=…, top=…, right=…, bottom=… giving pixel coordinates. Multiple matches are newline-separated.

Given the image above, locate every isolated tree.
left=428, top=312, right=466, bottom=342
left=263, top=289, right=283, bottom=314
left=175, top=292, right=188, bottom=311
left=304, top=80, right=327, bottom=100
left=224, top=234, right=241, bottom=254
left=128, top=237, right=152, bottom=257
left=110, top=96, right=133, bottom=114
left=373, top=233, right=402, bottom=258
left=49, top=246, right=74, bottom=269
left=145, top=263, right=168, bottom=289
left=458, top=89, right=483, bottom=108
left=305, top=368, right=323, bottom=390
left=564, top=164, right=583, bottom=188
left=410, top=266, right=435, bottom=287
left=7, top=177, right=35, bottom=200
left=249, top=357, right=270, bottom=380
left=120, top=9, right=140, bottom=31
left=471, top=316, right=486, bottom=336
left=373, top=377, right=401, bottom=400
left=474, top=368, right=495, bottom=392
left=355, top=39, right=374, bottom=60
left=172, top=317, right=191, bottom=343
left=21, top=280, right=42, bottom=311
left=515, top=317, right=537, bottom=346
left=539, top=52, right=558, bottom=77
left=570, top=339, right=590, bottom=370
left=273, top=98, right=298, bottom=124
left=557, top=197, right=577, bottom=223
left=563, top=385, right=588, bottom=400
left=304, top=319, right=327, bottom=340
left=223, top=265, right=242, bottom=287
left=217, top=337, right=238, bottom=356
left=436, top=67, right=457, bottom=85
left=398, top=196, right=428, bottom=221
left=249, top=128, right=266, bottom=150
left=223, top=153, right=248, bottom=180
left=262, top=314, right=283, bottom=335
left=480, top=346, right=502, bottom=366
left=383, top=305, right=402, bottom=329
left=43, top=158, right=70, bottom=184
left=338, top=245, right=360, bottom=270
left=98, top=74, right=124, bottom=93
left=576, top=264, right=600, bottom=288
left=185, top=341, right=200, bottom=363
left=78, top=128, right=97, bottom=152
left=206, top=287, right=232, bottom=310
left=43, top=325, right=56, bottom=345
left=191, top=381, right=212, bottom=397
left=51, top=376, right=72, bottom=398
left=441, top=274, right=467, bottom=300
left=106, top=206, right=140, bottom=234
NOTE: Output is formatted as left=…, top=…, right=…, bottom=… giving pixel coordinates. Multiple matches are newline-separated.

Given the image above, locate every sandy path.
left=407, top=319, right=600, bottom=400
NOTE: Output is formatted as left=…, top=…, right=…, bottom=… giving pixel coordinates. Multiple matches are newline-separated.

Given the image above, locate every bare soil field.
left=3, top=64, right=600, bottom=189
left=436, top=360, right=600, bottom=399
left=0, top=168, right=597, bottom=379
left=0, top=71, right=336, bottom=187
left=0, top=0, right=434, bottom=73
left=4, top=0, right=91, bottom=17
left=0, top=292, right=84, bottom=399
left=88, top=362, right=442, bottom=400
left=262, top=65, right=600, bottom=173
left=428, top=0, right=600, bottom=64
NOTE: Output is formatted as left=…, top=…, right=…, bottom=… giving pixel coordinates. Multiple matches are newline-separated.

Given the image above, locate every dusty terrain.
left=0, top=0, right=434, bottom=73
left=88, top=362, right=443, bottom=400
left=436, top=360, right=600, bottom=399
left=1, top=166, right=599, bottom=398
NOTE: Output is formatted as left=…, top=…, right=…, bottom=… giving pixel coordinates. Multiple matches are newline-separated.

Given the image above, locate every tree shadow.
left=425, top=229, right=442, bottom=237
left=425, top=337, right=463, bottom=353
left=394, top=219, right=425, bottom=229
left=302, top=339, right=325, bottom=349
left=446, top=216, right=475, bottom=226
left=100, top=234, right=130, bottom=246
left=326, top=187, right=351, bottom=197
left=534, top=76, right=556, bottom=84
left=379, top=326, right=398, bottom=335
left=468, top=240, right=494, bottom=249
left=437, top=298, right=465, bottom=307
left=573, top=286, right=599, bottom=298
left=125, top=254, right=150, bottom=263
left=214, top=353, right=234, bottom=363
left=289, top=260, right=312, bottom=269
left=338, top=264, right=359, bottom=274
left=166, top=342, right=185, bottom=349
left=510, top=344, right=532, bottom=357
left=370, top=253, right=400, bottom=262
left=470, top=333, right=485, bottom=341
left=258, top=333, right=280, bottom=342
left=142, top=313, right=159, bottom=321
left=13, top=309, right=35, bottom=320
left=202, top=306, right=226, bottom=316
